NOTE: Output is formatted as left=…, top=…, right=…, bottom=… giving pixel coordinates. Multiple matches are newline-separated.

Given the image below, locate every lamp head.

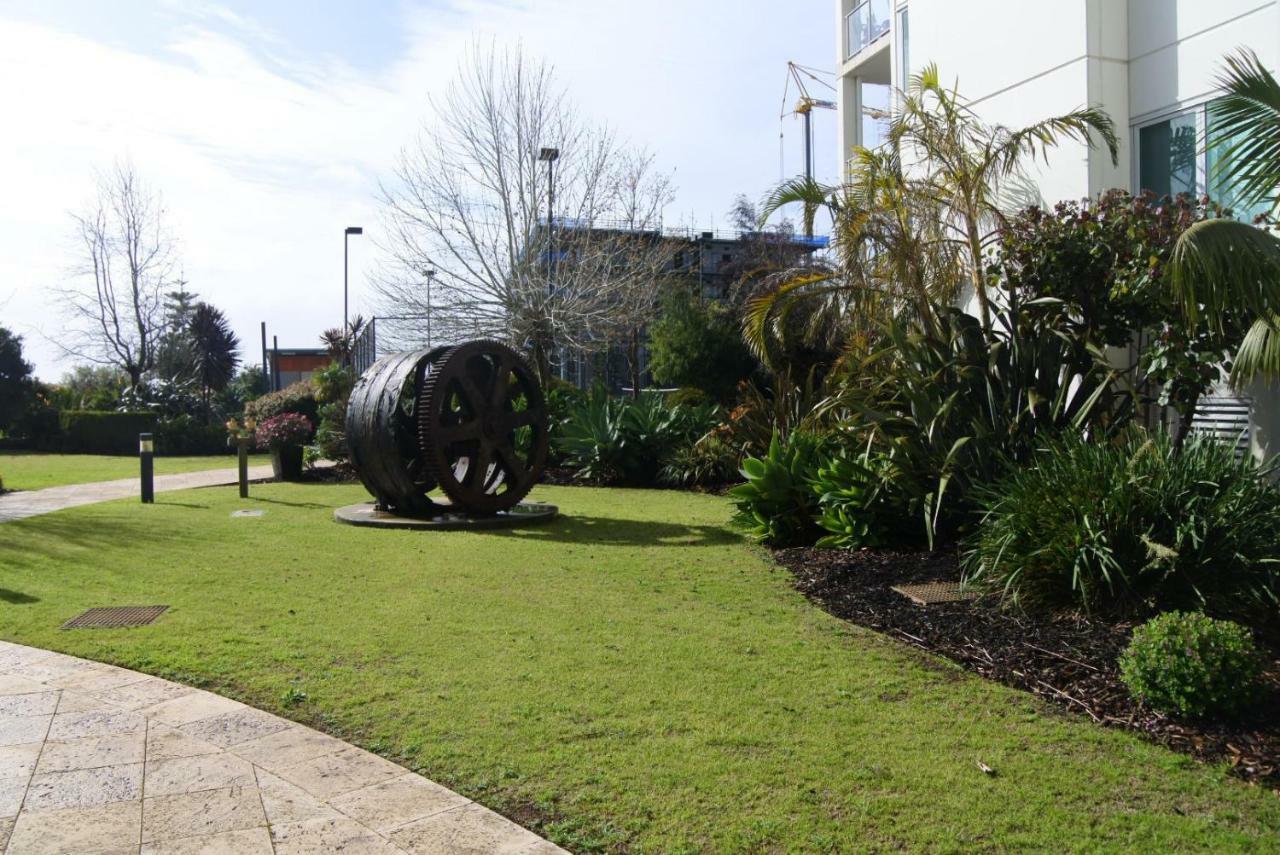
left=345, top=226, right=364, bottom=235
left=538, top=147, right=560, bottom=162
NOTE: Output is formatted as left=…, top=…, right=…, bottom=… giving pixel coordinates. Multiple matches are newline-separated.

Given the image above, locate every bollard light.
left=236, top=435, right=250, bottom=499
left=139, top=432, right=155, bottom=503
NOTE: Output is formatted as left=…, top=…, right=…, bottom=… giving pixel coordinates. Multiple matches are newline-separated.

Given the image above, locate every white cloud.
left=0, top=1, right=835, bottom=379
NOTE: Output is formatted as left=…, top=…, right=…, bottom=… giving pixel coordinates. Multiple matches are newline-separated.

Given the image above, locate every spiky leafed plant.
left=1168, top=49, right=1280, bottom=388
left=890, top=64, right=1119, bottom=332
left=188, top=303, right=240, bottom=421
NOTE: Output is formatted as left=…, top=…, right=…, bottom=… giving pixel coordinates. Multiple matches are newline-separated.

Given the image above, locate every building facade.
left=835, top=0, right=1280, bottom=455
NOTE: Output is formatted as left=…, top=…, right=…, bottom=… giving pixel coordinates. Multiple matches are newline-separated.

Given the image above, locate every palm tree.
left=746, top=148, right=959, bottom=364
left=746, top=64, right=1119, bottom=361
left=1167, top=49, right=1280, bottom=387
left=890, top=64, right=1118, bottom=331
left=188, top=303, right=240, bottom=421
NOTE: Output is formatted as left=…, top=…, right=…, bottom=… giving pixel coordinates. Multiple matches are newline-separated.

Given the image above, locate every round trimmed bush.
left=1119, top=611, right=1264, bottom=719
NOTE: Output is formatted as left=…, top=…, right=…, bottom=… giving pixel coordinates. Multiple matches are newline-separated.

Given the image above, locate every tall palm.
left=890, top=64, right=1119, bottom=331
left=1168, top=49, right=1280, bottom=386
left=746, top=148, right=959, bottom=364
left=188, top=303, right=240, bottom=421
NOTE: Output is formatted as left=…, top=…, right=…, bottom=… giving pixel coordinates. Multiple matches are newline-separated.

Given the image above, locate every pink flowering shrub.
left=255, top=412, right=313, bottom=449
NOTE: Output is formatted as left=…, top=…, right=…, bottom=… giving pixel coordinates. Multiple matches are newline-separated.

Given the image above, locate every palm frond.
left=1168, top=218, right=1280, bottom=329
left=759, top=176, right=836, bottom=238
left=1207, top=48, right=1280, bottom=213
left=1232, top=316, right=1280, bottom=387
left=742, top=270, right=841, bottom=362
left=993, top=107, right=1119, bottom=174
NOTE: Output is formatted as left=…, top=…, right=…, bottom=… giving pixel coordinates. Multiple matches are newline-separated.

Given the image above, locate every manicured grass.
left=0, top=451, right=268, bottom=491
left=1, top=483, right=1277, bottom=852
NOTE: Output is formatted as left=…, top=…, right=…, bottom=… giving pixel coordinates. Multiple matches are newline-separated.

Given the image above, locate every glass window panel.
left=1206, top=99, right=1273, bottom=222
left=861, top=81, right=890, bottom=149
left=1138, top=113, right=1198, bottom=199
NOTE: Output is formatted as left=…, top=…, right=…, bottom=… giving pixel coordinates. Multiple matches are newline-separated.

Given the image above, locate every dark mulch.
left=774, top=546, right=1280, bottom=787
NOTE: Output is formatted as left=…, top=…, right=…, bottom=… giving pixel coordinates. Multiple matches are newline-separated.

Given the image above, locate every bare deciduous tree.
left=58, top=163, right=177, bottom=386
left=375, top=43, right=676, bottom=384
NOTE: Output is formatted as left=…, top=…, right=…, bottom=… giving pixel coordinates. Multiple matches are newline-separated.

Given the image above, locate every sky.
left=0, top=0, right=838, bottom=381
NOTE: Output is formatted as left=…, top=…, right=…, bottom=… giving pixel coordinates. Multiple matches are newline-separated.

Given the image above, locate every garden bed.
left=774, top=546, right=1280, bottom=787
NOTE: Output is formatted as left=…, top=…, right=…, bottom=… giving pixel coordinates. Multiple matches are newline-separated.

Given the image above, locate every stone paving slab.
left=0, top=641, right=566, bottom=854
left=0, top=467, right=276, bottom=523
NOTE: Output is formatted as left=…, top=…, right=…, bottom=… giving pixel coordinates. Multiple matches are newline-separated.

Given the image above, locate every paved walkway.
left=0, top=641, right=564, bottom=854
left=0, top=467, right=276, bottom=523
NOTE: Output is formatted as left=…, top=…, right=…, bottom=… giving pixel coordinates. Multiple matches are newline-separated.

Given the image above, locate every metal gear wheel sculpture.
left=345, top=340, right=549, bottom=516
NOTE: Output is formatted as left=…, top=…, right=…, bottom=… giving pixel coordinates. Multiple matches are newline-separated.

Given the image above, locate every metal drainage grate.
left=231, top=509, right=266, bottom=518
left=890, top=581, right=979, bottom=606
left=61, top=606, right=169, bottom=630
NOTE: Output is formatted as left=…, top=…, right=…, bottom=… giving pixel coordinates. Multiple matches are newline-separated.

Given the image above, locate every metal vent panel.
left=61, top=606, right=169, bottom=630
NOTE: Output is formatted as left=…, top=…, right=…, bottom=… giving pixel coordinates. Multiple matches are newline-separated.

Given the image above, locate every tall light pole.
left=422, top=268, right=436, bottom=347
left=538, top=147, right=559, bottom=294
left=344, top=226, right=363, bottom=331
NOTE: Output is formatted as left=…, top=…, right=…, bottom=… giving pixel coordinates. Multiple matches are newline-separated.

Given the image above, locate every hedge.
left=245, top=380, right=318, bottom=425
left=154, top=415, right=231, bottom=455
left=57, top=411, right=156, bottom=455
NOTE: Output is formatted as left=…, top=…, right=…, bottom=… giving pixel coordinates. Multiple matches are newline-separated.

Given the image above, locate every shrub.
left=659, top=433, right=739, bottom=487
left=837, top=305, right=1130, bottom=546
left=57, top=410, right=156, bottom=454
left=1119, top=612, right=1264, bottom=719
left=729, top=432, right=827, bottom=546
left=809, top=445, right=900, bottom=549
left=648, top=289, right=758, bottom=401
left=962, top=430, right=1280, bottom=623
left=255, top=413, right=313, bottom=449
left=245, top=380, right=318, bottom=425
left=312, top=363, right=356, bottom=462
left=557, top=389, right=719, bottom=485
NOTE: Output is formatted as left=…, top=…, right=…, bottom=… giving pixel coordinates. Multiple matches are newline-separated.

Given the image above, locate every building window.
left=1137, top=111, right=1198, bottom=199
left=1136, top=98, right=1268, bottom=223
left=846, top=0, right=891, bottom=59
left=1206, top=103, right=1273, bottom=223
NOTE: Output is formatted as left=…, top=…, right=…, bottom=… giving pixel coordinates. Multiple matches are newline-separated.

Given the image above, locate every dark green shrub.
left=648, top=289, right=758, bottom=401
left=1119, top=612, right=1264, bottom=719
left=729, top=432, right=827, bottom=546
left=154, top=415, right=228, bottom=455
left=312, top=363, right=356, bottom=462
left=963, top=430, right=1280, bottom=623
left=557, top=389, right=719, bottom=485
left=659, top=433, right=739, bottom=487
left=244, top=380, right=318, bottom=426
left=838, top=305, right=1130, bottom=546
left=57, top=411, right=156, bottom=454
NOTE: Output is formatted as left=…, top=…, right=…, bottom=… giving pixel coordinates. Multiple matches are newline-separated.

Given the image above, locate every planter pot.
left=271, top=445, right=305, bottom=481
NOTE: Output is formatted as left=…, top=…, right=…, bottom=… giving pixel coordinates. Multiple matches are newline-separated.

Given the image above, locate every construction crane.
left=781, top=61, right=836, bottom=184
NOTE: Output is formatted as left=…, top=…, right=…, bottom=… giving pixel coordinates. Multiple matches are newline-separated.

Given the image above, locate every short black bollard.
left=139, top=432, right=154, bottom=503
left=236, top=436, right=249, bottom=499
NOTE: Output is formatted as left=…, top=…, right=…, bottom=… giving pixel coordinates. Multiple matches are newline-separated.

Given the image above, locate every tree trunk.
left=965, top=219, right=993, bottom=332
left=629, top=327, right=641, bottom=399
left=1172, top=390, right=1201, bottom=453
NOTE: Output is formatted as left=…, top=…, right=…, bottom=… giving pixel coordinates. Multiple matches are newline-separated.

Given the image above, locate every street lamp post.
left=344, top=226, right=363, bottom=331
left=423, top=268, right=436, bottom=347
left=537, top=147, right=559, bottom=294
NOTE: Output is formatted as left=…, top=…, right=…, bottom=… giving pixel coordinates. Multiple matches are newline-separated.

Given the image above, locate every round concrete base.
left=333, top=500, right=559, bottom=531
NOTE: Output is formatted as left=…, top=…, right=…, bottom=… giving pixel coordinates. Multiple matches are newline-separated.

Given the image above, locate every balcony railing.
left=845, top=0, right=890, bottom=60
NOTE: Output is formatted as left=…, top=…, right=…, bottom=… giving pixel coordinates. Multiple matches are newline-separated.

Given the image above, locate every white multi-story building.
left=835, top=0, right=1280, bottom=456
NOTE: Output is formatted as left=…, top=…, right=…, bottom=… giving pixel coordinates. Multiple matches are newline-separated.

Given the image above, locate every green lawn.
left=0, top=451, right=269, bottom=491
left=1, top=483, right=1277, bottom=852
